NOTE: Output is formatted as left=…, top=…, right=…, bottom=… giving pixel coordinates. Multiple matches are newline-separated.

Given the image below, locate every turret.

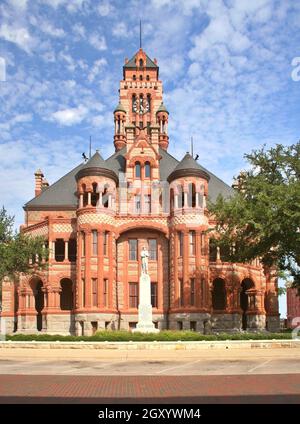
left=156, top=102, right=169, bottom=150
left=114, top=102, right=127, bottom=151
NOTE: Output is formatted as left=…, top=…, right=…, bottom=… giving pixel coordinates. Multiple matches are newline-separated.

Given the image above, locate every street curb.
left=0, top=339, right=299, bottom=350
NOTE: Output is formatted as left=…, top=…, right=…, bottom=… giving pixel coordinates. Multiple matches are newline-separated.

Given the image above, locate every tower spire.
left=140, top=19, right=142, bottom=49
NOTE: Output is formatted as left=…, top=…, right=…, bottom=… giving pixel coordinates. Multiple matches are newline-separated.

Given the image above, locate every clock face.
left=132, top=98, right=150, bottom=114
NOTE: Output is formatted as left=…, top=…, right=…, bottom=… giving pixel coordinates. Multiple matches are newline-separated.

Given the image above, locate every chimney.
left=34, top=169, right=44, bottom=197
left=42, top=178, right=49, bottom=191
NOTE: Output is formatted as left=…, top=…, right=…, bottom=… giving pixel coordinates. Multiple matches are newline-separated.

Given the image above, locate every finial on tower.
left=140, top=19, right=142, bottom=49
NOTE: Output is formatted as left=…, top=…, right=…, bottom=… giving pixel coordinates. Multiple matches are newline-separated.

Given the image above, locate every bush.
left=5, top=330, right=293, bottom=343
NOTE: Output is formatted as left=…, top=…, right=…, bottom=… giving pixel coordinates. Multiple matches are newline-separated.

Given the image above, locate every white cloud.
left=8, top=0, right=28, bottom=11
left=89, top=33, right=107, bottom=51
left=112, top=22, right=130, bottom=38
left=0, top=23, right=36, bottom=53
left=97, top=1, right=114, bottom=16
left=39, top=21, right=65, bottom=38
left=50, top=106, right=88, bottom=126
left=88, top=58, right=107, bottom=82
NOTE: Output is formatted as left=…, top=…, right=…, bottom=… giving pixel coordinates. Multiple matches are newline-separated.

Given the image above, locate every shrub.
left=5, top=330, right=292, bottom=343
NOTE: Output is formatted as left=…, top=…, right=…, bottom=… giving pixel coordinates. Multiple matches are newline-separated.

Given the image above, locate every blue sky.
left=1, top=0, right=300, bottom=317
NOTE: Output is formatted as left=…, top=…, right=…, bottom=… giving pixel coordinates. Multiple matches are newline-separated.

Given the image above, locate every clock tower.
left=113, top=48, right=169, bottom=152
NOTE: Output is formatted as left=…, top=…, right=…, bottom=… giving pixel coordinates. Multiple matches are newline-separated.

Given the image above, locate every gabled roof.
left=124, top=52, right=158, bottom=69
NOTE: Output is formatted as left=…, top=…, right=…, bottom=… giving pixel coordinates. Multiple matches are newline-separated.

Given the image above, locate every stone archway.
left=240, top=278, right=255, bottom=330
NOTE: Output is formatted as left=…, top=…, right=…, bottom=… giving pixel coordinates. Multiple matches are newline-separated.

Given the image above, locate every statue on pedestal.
left=141, top=246, right=149, bottom=274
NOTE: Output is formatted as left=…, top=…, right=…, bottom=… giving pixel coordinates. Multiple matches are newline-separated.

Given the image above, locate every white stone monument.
left=133, top=247, right=159, bottom=333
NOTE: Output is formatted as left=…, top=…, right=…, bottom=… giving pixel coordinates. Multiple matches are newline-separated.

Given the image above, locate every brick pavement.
left=0, top=374, right=299, bottom=403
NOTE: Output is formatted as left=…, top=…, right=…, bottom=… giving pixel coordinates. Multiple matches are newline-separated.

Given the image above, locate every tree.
left=0, top=207, right=48, bottom=306
left=208, top=142, right=300, bottom=291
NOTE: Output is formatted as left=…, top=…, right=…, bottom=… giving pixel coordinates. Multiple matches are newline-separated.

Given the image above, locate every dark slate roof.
left=80, top=151, right=106, bottom=170
left=25, top=163, right=83, bottom=209
left=173, top=152, right=205, bottom=172
left=124, top=52, right=158, bottom=69
left=114, top=102, right=126, bottom=113
left=158, top=150, right=234, bottom=202
left=25, top=148, right=233, bottom=209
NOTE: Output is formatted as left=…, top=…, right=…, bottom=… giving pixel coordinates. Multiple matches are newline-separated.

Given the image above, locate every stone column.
left=85, top=231, right=92, bottom=308
left=87, top=192, right=91, bottom=206
left=64, top=240, right=69, bottom=262
left=183, top=230, right=189, bottom=307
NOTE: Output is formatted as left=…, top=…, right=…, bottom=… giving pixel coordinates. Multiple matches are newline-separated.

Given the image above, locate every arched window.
left=135, top=162, right=141, bottom=178
left=82, top=184, right=88, bottom=207
left=91, top=183, right=99, bottom=207
left=212, top=278, right=226, bottom=310
left=139, top=75, right=143, bottom=81
left=170, top=188, right=174, bottom=211
left=147, top=94, right=151, bottom=111
left=145, top=162, right=151, bottom=178
left=133, top=75, right=136, bottom=81
left=132, top=94, right=136, bottom=112
left=139, top=58, right=143, bottom=67
left=146, top=75, right=150, bottom=81
left=191, top=183, right=196, bottom=207
left=102, top=184, right=109, bottom=208
left=60, top=278, right=73, bottom=310
left=240, top=278, right=255, bottom=330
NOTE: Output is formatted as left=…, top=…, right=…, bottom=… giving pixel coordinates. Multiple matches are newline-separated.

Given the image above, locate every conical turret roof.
left=167, top=152, right=210, bottom=182
left=76, top=151, right=118, bottom=183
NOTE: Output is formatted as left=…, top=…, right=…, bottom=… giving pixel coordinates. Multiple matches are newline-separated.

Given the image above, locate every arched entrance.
left=60, top=278, right=73, bottom=310
left=30, top=278, right=44, bottom=331
left=240, top=278, right=255, bottom=330
left=212, top=278, right=227, bottom=310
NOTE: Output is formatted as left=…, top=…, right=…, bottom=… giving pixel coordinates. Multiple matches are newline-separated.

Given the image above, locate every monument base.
left=133, top=273, right=160, bottom=334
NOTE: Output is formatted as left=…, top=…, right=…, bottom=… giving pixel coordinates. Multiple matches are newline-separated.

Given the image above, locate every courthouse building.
left=1, top=48, right=280, bottom=335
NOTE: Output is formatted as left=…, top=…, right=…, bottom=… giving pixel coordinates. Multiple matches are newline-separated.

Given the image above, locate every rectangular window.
left=177, top=321, right=183, bottom=330
left=151, top=282, right=158, bottom=308
left=178, top=232, right=183, bottom=257
left=129, top=282, right=139, bottom=308
left=82, top=278, right=85, bottom=307
left=92, top=230, right=98, bottom=256
left=189, top=230, right=196, bottom=255
left=148, top=239, right=157, bottom=260
left=103, top=278, right=108, bottom=307
left=81, top=232, right=85, bottom=257
left=144, top=194, right=151, bottom=213
left=179, top=278, right=184, bottom=307
left=103, top=231, right=108, bottom=256
left=190, top=321, right=197, bottom=331
left=135, top=195, right=141, bottom=214
left=190, top=278, right=195, bottom=306
left=92, top=278, right=98, bottom=307
left=129, top=239, right=138, bottom=261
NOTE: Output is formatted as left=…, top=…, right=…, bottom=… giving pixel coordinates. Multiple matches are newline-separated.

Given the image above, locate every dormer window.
left=139, top=59, right=143, bottom=67
left=135, top=162, right=141, bottom=178
left=145, top=162, right=151, bottom=178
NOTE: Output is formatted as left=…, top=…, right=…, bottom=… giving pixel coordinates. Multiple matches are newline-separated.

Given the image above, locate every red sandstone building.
left=1, top=49, right=280, bottom=335
left=287, top=286, right=300, bottom=328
